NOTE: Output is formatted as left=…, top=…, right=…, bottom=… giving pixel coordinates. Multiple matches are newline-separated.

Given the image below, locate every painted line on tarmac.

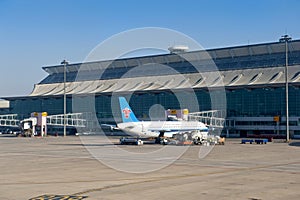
left=0, top=152, right=94, bottom=160
left=29, top=194, right=88, bottom=200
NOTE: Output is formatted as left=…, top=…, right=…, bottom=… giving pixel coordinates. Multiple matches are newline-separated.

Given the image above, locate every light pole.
left=61, top=59, right=69, bottom=137
left=279, top=35, right=292, bottom=142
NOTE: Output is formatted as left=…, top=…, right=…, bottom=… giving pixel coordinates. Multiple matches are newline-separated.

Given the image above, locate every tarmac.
left=0, top=135, right=300, bottom=200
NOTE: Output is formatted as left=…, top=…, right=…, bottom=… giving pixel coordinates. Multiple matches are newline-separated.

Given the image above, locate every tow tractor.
left=192, top=130, right=208, bottom=145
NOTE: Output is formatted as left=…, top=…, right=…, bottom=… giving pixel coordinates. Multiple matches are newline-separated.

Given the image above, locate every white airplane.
left=114, top=97, right=208, bottom=139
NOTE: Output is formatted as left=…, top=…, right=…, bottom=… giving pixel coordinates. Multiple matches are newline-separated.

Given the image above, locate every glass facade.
left=6, top=86, right=300, bottom=120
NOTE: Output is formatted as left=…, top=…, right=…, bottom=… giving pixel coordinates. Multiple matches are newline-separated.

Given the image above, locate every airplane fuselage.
left=117, top=121, right=208, bottom=138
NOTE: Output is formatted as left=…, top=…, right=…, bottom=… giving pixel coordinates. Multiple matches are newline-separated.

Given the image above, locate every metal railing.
left=188, top=110, right=226, bottom=128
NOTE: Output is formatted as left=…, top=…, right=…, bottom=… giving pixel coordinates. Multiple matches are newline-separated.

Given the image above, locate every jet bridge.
left=1, top=112, right=87, bottom=137
left=18, top=112, right=86, bottom=137
left=188, top=110, right=226, bottom=129
left=0, top=114, right=19, bottom=127
left=46, top=113, right=86, bottom=127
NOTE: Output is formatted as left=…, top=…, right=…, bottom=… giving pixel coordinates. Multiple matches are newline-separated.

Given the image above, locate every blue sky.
left=0, top=0, right=299, bottom=97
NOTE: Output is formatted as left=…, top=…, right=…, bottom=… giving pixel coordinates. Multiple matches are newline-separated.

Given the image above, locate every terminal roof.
left=42, top=39, right=300, bottom=75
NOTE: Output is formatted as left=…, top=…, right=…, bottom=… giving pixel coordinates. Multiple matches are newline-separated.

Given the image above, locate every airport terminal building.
left=1, top=39, right=300, bottom=138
